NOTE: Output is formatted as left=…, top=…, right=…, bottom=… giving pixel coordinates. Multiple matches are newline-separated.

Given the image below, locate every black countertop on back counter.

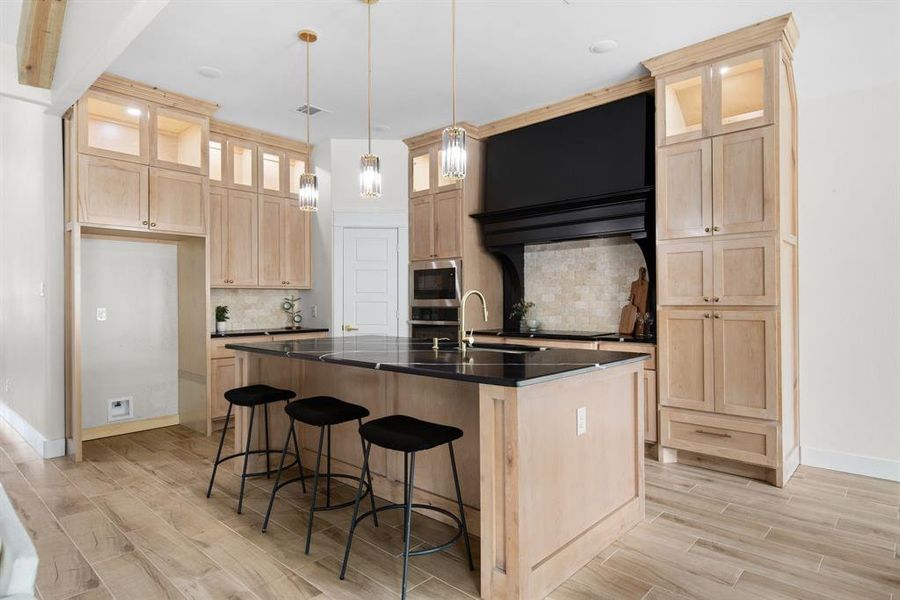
left=225, top=336, right=649, bottom=387
left=475, top=329, right=657, bottom=344
left=211, top=327, right=329, bottom=339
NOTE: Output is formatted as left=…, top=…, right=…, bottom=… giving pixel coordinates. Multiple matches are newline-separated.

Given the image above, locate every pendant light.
left=359, top=0, right=382, bottom=198
left=297, top=29, right=319, bottom=211
left=441, top=0, right=466, bottom=180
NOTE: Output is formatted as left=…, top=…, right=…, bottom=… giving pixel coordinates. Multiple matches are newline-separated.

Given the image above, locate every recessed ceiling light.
left=126, top=107, right=142, bottom=117
left=588, top=40, right=618, bottom=54
left=198, top=66, right=223, bottom=79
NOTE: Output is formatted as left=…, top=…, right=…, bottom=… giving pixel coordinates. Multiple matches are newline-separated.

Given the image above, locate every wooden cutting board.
left=619, top=302, right=638, bottom=335
left=630, top=267, right=649, bottom=316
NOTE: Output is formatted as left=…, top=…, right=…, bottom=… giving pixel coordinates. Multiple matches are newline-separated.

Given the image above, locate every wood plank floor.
left=1, top=420, right=898, bottom=600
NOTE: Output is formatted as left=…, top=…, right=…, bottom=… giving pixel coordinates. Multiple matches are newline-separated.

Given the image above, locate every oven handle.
left=408, top=320, right=459, bottom=326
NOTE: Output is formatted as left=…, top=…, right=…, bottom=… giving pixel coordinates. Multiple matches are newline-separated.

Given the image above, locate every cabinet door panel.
left=283, top=200, right=311, bottom=288
left=77, top=90, right=150, bottom=164
left=658, top=309, right=714, bottom=412
left=257, top=195, right=284, bottom=287
left=284, top=151, right=308, bottom=200
left=210, top=357, right=235, bottom=420
left=657, top=241, right=713, bottom=306
left=644, top=370, right=658, bottom=443
left=150, top=106, right=208, bottom=175
left=656, top=66, right=709, bottom=146
left=714, top=310, right=777, bottom=419
left=409, top=147, right=433, bottom=197
left=226, top=139, right=258, bottom=191
left=713, top=127, right=776, bottom=235
left=710, top=47, right=775, bottom=136
left=225, top=190, right=258, bottom=286
left=149, top=167, right=207, bottom=235
left=433, top=191, right=462, bottom=259
left=714, top=236, right=777, bottom=305
left=657, top=139, right=712, bottom=240
left=209, top=187, right=227, bottom=285
left=77, top=155, right=149, bottom=229
left=410, top=196, right=434, bottom=261
left=258, top=146, right=285, bottom=196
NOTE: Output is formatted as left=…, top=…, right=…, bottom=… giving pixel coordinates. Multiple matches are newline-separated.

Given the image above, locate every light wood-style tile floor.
left=1, top=420, right=898, bottom=600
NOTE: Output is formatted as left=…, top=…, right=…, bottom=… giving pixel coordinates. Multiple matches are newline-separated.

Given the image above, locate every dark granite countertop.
left=225, top=335, right=649, bottom=387
left=475, top=329, right=656, bottom=344
left=211, top=327, right=329, bottom=339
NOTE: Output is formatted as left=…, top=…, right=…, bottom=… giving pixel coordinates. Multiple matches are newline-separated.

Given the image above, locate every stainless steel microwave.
left=410, top=259, right=461, bottom=307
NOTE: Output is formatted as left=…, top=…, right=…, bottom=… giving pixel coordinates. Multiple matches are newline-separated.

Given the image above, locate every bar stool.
left=340, top=415, right=474, bottom=599
left=206, top=384, right=303, bottom=514
left=262, top=396, right=379, bottom=554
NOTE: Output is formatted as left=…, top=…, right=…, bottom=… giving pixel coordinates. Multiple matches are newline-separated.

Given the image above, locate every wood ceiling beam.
left=17, top=0, right=68, bottom=89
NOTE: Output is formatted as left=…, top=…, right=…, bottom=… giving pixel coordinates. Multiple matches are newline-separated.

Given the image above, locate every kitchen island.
left=225, top=336, right=648, bottom=599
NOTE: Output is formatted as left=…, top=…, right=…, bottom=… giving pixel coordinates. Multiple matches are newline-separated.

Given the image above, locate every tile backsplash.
left=524, top=237, right=646, bottom=332
left=210, top=288, right=306, bottom=331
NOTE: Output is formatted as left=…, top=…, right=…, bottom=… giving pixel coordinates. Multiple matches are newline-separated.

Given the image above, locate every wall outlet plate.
left=96, top=307, right=107, bottom=321
left=108, top=397, right=134, bottom=422
left=576, top=406, right=587, bottom=436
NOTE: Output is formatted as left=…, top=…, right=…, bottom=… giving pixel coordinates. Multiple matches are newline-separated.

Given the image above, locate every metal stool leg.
left=264, top=403, right=271, bottom=477
left=304, top=425, right=326, bottom=554
left=262, top=418, right=295, bottom=532
left=449, top=442, right=475, bottom=571
left=340, top=440, right=372, bottom=580
left=206, top=402, right=233, bottom=498
left=237, top=405, right=256, bottom=514
left=401, top=451, right=417, bottom=600
left=358, top=418, right=378, bottom=527
left=326, top=425, right=332, bottom=507
left=288, top=412, right=306, bottom=493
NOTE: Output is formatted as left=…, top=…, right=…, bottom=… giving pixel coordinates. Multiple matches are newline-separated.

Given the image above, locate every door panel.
left=257, top=195, right=284, bottom=287
left=283, top=200, right=310, bottom=288
left=343, top=228, right=398, bottom=336
left=714, top=310, right=777, bottom=419
left=149, top=167, right=207, bottom=235
left=657, top=139, right=712, bottom=240
left=78, top=155, right=149, bottom=229
left=209, top=187, right=227, bottom=285
left=713, top=126, right=776, bottom=235
left=657, top=241, right=713, bottom=306
left=225, top=190, right=258, bottom=286
left=658, top=309, right=714, bottom=412
left=210, top=357, right=235, bottom=420
left=410, top=196, right=434, bottom=261
left=714, top=236, right=777, bottom=305
left=433, top=190, right=462, bottom=259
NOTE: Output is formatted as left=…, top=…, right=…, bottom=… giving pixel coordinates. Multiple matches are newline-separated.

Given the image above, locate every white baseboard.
left=0, top=401, right=66, bottom=459
left=801, top=445, right=900, bottom=482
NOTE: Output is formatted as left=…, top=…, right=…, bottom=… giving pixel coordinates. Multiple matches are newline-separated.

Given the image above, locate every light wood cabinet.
left=658, top=241, right=714, bottom=305
left=713, top=126, right=776, bottom=235
left=644, top=370, right=658, bottom=443
left=226, top=138, right=258, bottom=192
left=410, top=196, right=434, bottom=261
left=657, top=66, right=708, bottom=147
left=150, top=106, right=208, bottom=175
left=409, top=147, right=433, bottom=198
left=77, top=155, right=149, bottom=229
left=210, top=357, right=235, bottom=419
left=211, top=189, right=257, bottom=287
left=433, top=190, right=462, bottom=259
left=258, top=195, right=311, bottom=288
left=658, top=309, right=714, bottom=413
left=209, top=134, right=224, bottom=184
left=714, top=310, right=777, bottom=419
left=657, top=139, right=712, bottom=240
left=258, top=146, right=285, bottom=196
left=77, top=89, right=150, bottom=164
left=284, top=151, right=308, bottom=200
left=148, top=167, right=208, bottom=235
left=209, top=187, right=226, bottom=284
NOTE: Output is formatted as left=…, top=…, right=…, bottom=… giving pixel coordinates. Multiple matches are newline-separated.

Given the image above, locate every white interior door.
left=342, top=228, right=398, bottom=336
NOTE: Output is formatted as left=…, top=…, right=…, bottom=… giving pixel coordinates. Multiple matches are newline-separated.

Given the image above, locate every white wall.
left=80, top=239, right=178, bottom=429
left=0, top=94, right=65, bottom=457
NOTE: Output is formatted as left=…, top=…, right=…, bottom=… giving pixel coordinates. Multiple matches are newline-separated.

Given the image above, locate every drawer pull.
left=695, top=429, right=731, bottom=438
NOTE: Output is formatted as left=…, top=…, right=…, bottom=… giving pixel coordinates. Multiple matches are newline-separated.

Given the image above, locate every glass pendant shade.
left=297, top=172, right=318, bottom=211
left=359, top=154, right=382, bottom=198
left=441, top=126, right=467, bottom=180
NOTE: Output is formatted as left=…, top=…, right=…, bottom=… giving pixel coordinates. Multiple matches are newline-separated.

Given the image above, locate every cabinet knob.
left=704, top=313, right=710, bottom=319
left=713, top=297, right=720, bottom=302
left=150, top=222, right=157, bottom=228
left=714, top=313, right=721, bottom=319
left=142, top=220, right=149, bottom=225
left=704, top=227, right=710, bottom=233
left=713, top=226, right=720, bottom=232
left=703, top=297, right=709, bottom=302
left=286, top=281, right=290, bottom=285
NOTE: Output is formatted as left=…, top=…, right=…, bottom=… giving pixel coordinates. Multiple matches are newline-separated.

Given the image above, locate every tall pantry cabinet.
left=643, top=15, right=799, bottom=486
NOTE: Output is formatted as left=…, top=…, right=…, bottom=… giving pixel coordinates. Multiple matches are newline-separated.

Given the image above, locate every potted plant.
left=509, top=300, right=536, bottom=332
left=215, top=305, right=229, bottom=334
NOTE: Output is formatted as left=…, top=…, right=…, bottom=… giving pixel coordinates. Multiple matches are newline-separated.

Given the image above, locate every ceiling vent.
left=295, top=104, right=328, bottom=116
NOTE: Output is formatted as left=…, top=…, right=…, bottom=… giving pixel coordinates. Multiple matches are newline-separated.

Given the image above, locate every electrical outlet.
left=96, top=307, right=107, bottom=321
left=108, top=397, right=133, bottom=422
left=576, top=407, right=587, bottom=436
left=312, top=305, right=318, bottom=318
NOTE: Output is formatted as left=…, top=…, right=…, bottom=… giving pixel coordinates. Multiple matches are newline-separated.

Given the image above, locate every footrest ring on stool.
left=351, top=503, right=463, bottom=556
left=213, top=449, right=300, bottom=479
left=273, top=473, right=373, bottom=512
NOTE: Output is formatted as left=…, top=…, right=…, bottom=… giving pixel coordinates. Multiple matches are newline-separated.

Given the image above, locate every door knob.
left=343, top=325, right=359, bottom=332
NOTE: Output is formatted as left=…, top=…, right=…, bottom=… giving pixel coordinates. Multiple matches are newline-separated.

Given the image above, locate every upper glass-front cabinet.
left=209, top=134, right=224, bottom=183
left=151, top=107, right=208, bottom=175
left=657, top=45, right=775, bottom=145
left=77, top=90, right=150, bottom=163
left=259, top=146, right=285, bottom=195
left=285, top=151, right=307, bottom=199
left=410, top=148, right=431, bottom=197
left=226, top=139, right=258, bottom=191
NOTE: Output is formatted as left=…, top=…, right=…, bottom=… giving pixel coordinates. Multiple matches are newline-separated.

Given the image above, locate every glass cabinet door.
left=226, top=139, right=258, bottom=191
left=77, top=90, right=150, bottom=163
left=712, top=47, right=774, bottom=135
left=410, top=147, right=432, bottom=197
left=436, top=148, right=461, bottom=192
left=258, top=146, right=285, bottom=195
left=658, top=67, right=706, bottom=146
left=285, top=151, right=307, bottom=199
left=209, top=134, right=224, bottom=183
left=151, top=106, right=208, bottom=175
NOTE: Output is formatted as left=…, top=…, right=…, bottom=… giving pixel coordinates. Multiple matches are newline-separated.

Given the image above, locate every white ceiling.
left=92, top=1, right=898, bottom=144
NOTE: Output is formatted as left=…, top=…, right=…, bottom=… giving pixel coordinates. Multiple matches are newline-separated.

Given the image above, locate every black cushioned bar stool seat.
left=207, top=385, right=302, bottom=515
left=341, top=414, right=474, bottom=600
left=263, top=396, right=378, bottom=555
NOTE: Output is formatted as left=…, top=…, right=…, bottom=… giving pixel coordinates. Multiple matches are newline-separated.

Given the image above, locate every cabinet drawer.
left=660, top=408, right=777, bottom=467
left=596, top=342, right=655, bottom=370
left=209, top=335, right=271, bottom=359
